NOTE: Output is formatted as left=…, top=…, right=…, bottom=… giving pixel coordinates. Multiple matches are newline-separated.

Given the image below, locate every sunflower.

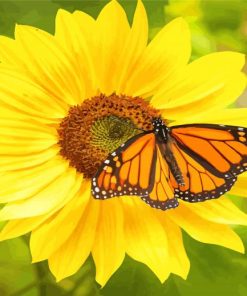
left=0, top=0, right=247, bottom=287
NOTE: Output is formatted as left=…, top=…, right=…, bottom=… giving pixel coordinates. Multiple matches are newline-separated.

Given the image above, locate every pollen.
left=58, top=93, right=160, bottom=178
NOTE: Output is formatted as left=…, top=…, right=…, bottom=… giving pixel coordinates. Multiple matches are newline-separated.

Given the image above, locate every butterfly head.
left=152, top=117, right=169, bottom=141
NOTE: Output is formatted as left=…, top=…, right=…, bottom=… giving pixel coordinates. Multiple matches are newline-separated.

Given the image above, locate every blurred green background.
left=0, top=0, right=247, bottom=295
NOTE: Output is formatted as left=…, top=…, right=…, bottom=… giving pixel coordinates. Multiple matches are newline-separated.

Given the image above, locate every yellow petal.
left=0, top=168, right=80, bottom=220
left=152, top=51, right=245, bottom=108
left=73, top=10, right=98, bottom=97
left=161, top=72, right=246, bottom=120
left=157, top=213, right=190, bottom=279
left=0, top=118, right=57, bottom=137
left=122, top=198, right=170, bottom=282
left=124, top=17, right=191, bottom=98
left=96, top=0, right=130, bottom=94
left=0, top=103, right=60, bottom=125
left=14, top=25, right=83, bottom=105
left=0, top=141, right=56, bottom=155
left=0, top=66, right=68, bottom=120
left=172, top=108, right=247, bottom=126
left=182, top=197, right=247, bottom=225
left=229, top=173, right=247, bottom=197
left=115, top=0, right=148, bottom=93
left=167, top=204, right=244, bottom=253
left=55, top=9, right=97, bottom=98
left=0, top=157, right=69, bottom=203
left=0, top=215, right=51, bottom=241
left=0, top=118, right=57, bottom=153
left=92, top=199, right=125, bottom=286
left=31, top=180, right=90, bottom=262
left=0, top=178, right=85, bottom=242
left=48, top=197, right=100, bottom=281
left=0, top=146, right=59, bottom=172
left=0, top=36, right=24, bottom=65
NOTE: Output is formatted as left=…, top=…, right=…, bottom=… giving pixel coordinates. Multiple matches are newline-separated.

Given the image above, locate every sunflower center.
left=90, top=115, right=137, bottom=152
left=57, top=93, right=160, bottom=178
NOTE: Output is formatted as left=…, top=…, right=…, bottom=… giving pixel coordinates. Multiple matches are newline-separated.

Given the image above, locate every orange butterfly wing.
left=143, top=144, right=179, bottom=209
left=92, top=123, right=247, bottom=209
left=170, top=124, right=247, bottom=202
left=92, top=132, right=179, bottom=209
left=92, top=133, right=156, bottom=198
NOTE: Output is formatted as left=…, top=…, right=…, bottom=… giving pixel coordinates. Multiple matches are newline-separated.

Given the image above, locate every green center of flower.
left=91, top=115, right=137, bottom=152
left=57, top=93, right=160, bottom=178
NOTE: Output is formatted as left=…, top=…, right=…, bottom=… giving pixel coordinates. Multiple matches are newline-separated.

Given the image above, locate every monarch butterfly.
left=91, top=117, right=247, bottom=210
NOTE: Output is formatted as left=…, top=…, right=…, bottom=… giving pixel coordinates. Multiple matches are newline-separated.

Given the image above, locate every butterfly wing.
left=141, top=143, right=179, bottom=210
left=92, top=132, right=156, bottom=199
left=92, top=132, right=179, bottom=210
left=170, top=124, right=247, bottom=202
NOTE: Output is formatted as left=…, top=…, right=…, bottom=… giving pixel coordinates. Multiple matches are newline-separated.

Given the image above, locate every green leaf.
left=0, top=237, right=38, bottom=296
left=201, top=0, right=245, bottom=32
left=0, top=0, right=60, bottom=36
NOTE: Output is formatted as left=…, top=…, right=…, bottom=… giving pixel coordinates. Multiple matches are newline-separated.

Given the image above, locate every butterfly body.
left=152, top=117, right=169, bottom=142
left=92, top=117, right=247, bottom=210
left=152, top=118, right=185, bottom=186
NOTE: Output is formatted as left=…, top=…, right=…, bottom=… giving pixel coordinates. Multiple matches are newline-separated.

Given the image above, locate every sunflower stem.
left=35, top=262, right=48, bottom=296
left=20, top=235, right=48, bottom=296
left=9, top=276, right=48, bottom=296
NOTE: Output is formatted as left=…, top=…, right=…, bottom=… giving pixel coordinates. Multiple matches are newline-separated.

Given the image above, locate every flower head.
left=0, top=0, right=247, bottom=287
